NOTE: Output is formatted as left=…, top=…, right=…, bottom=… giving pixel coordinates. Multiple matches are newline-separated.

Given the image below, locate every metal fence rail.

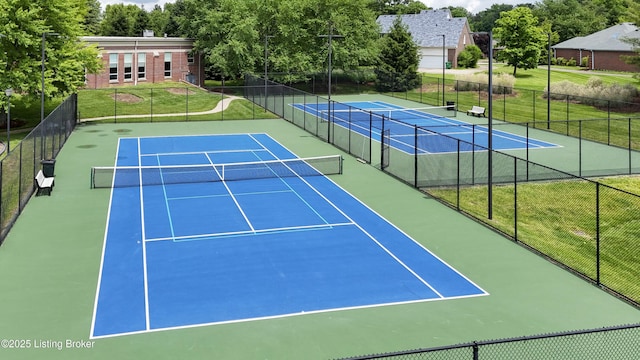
left=0, top=94, right=77, bottom=245
left=338, top=323, right=640, bottom=360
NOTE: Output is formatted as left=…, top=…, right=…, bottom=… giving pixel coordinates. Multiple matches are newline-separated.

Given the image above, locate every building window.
left=109, top=53, right=118, bottom=81
left=187, top=52, right=195, bottom=64
left=124, top=53, right=132, bottom=81
left=164, top=52, right=172, bottom=78
left=138, top=53, right=146, bottom=79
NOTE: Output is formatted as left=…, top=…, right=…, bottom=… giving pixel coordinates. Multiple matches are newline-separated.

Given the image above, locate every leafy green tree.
left=375, top=16, right=420, bottom=92
left=620, top=2, right=640, bottom=78
left=83, top=0, right=102, bottom=35
left=371, top=0, right=429, bottom=15
left=457, top=45, right=483, bottom=68
left=100, top=4, right=144, bottom=36
left=0, top=0, right=101, bottom=109
left=470, top=4, right=514, bottom=32
left=447, top=6, right=472, bottom=18
left=148, top=5, right=170, bottom=36
left=179, top=0, right=380, bottom=79
left=132, top=6, right=150, bottom=37
left=593, top=0, right=626, bottom=26
left=493, top=7, right=547, bottom=76
left=100, top=4, right=132, bottom=36
left=533, top=0, right=606, bottom=42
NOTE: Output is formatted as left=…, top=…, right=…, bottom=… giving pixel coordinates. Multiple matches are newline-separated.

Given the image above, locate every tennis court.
left=90, top=133, right=487, bottom=338
left=293, top=101, right=558, bottom=154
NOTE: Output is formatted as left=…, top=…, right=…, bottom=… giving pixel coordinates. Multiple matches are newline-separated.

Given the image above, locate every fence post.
left=473, top=342, right=479, bottom=360
left=150, top=88, right=153, bottom=122
left=414, top=125, right=418, bottom=187
left=532, top=89, right=536, bottom=127
left=579, top=120, right=582, bottom=177
left=114, top=88, right=117, bottom=123
left=629, top=118, right=632, bottom=174
left=456, top=140, right=461, bottom=210
left=596, top=182, right=600, bottom=285
left=514, top=156, right=518, bottom=241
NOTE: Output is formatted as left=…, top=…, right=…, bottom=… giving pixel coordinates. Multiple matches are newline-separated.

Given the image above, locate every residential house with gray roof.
left=552, top=23, right=640, bottom=72
left=377, top=9, right=475, bottom=69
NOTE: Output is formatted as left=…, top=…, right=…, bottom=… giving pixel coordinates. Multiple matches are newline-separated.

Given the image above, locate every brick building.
left=552, top=23, right=640, bottom=72
left=82, top=35, right=205, bottom=89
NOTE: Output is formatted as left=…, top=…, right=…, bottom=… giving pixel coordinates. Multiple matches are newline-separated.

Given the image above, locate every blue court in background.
left=292, top=101, right=559, bottom=154
left=91, top=133, right=487, bottom=338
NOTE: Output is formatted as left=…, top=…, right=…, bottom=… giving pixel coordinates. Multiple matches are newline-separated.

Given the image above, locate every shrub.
left=457, top=45, right=483, bottom=69
left=581, top=57, right=590, bottom=67
left=566, top=57, right=577, bottom=67
left=454, top=73, right=516, bottom=94
left=556, top=57, right=566, bottom=66
left=545, top=77, right=638, bottom=107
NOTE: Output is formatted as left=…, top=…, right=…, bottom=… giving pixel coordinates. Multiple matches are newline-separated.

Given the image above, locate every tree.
left=0, top=0, right=101, bottom=110
left=375, top=16, right=420, bottom=92
left=148, top=4, right=170, bottom=36
left=620, top=2, right=640, bottom=79
left=493, top=7, right=547, bottom=76
left=132, top=6, right=150, bottom=37
left=533, top=0, right=607, bottom=42
left=100, top=4, right=143, bottom=36
left=371, top=0, right=429, bottom=15
left=457, top=45, right=483, bottom=68
left=447, top=6, right=472, bottom=19
left=179, top=0, right=380, bottom=79
left=83, top=0, right=102, bottom=35
left=470, top=4, right=514, bottom=33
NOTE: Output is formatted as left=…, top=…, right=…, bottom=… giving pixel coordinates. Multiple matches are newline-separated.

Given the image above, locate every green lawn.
left=425, top=177, right=640, bottom=305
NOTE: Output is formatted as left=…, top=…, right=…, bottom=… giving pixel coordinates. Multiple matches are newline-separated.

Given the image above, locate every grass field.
left=425, top=177, right=640, bottom=305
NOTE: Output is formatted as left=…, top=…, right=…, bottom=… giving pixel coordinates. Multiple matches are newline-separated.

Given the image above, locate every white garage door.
left=419, top=47, right=447, bottom=69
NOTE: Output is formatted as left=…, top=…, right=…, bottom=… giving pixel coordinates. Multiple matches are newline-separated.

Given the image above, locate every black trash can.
left=446, top=101, right=455, bottom=111
left=41, top=159, right=56, bottom=177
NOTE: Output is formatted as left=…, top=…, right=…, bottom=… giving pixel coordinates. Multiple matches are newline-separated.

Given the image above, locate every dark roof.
left=377, top=9, right=469, bottom=48
left=552, top=23, right=640, bottom=52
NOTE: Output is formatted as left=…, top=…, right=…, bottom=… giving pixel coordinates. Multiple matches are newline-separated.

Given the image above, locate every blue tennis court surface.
left=293, top=101, right=559, bottom=154
left=91, top=134, right=487, bottom=338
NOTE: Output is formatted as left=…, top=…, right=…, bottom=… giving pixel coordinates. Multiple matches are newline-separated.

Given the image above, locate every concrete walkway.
left=80, top=94, right=243, bottom=122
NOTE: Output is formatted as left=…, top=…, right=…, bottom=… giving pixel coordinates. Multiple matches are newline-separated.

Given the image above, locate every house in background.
left=552, top=23, right=640, bottom=72
left=377, top=9, right=475, bottom=69
left=82, top=34, right=205, bottom=89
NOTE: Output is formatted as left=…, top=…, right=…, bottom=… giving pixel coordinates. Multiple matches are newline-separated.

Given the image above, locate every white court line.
left=89, top=291, right=487, bottom=340
left=138, top=138, right=152, bottom=332
left=90, top=138, right=125, bottom=338
left=140, top=148, right=271, bottom=158
left=145, top=222, right=355, bottom=242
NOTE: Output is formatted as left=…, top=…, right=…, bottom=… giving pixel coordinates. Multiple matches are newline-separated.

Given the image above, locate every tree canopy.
left=493, top=7, right=547, bottom=76
left=0, top=0, right=101, bottom=109
left=177, top=0, right=380, bottom=79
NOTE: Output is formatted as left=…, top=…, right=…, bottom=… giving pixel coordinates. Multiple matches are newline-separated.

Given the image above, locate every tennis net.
left=319, top=105, right=456, bottom=124
left=90, top=155, right=343, bottom=188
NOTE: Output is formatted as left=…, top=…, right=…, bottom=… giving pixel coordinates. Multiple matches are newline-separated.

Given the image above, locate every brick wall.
left=554, top=49, right=639, bottom=72
left=84, top=39, right=204, bottom=89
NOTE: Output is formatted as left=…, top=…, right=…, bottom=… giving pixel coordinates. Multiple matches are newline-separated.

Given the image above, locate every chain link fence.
left=0, top=94, right=77, bottom=245
left=244, top=73, right=640, bottom=308
left=244, top=75, right=373, bottom=163
left=338, top=323, right=640, bottom=360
